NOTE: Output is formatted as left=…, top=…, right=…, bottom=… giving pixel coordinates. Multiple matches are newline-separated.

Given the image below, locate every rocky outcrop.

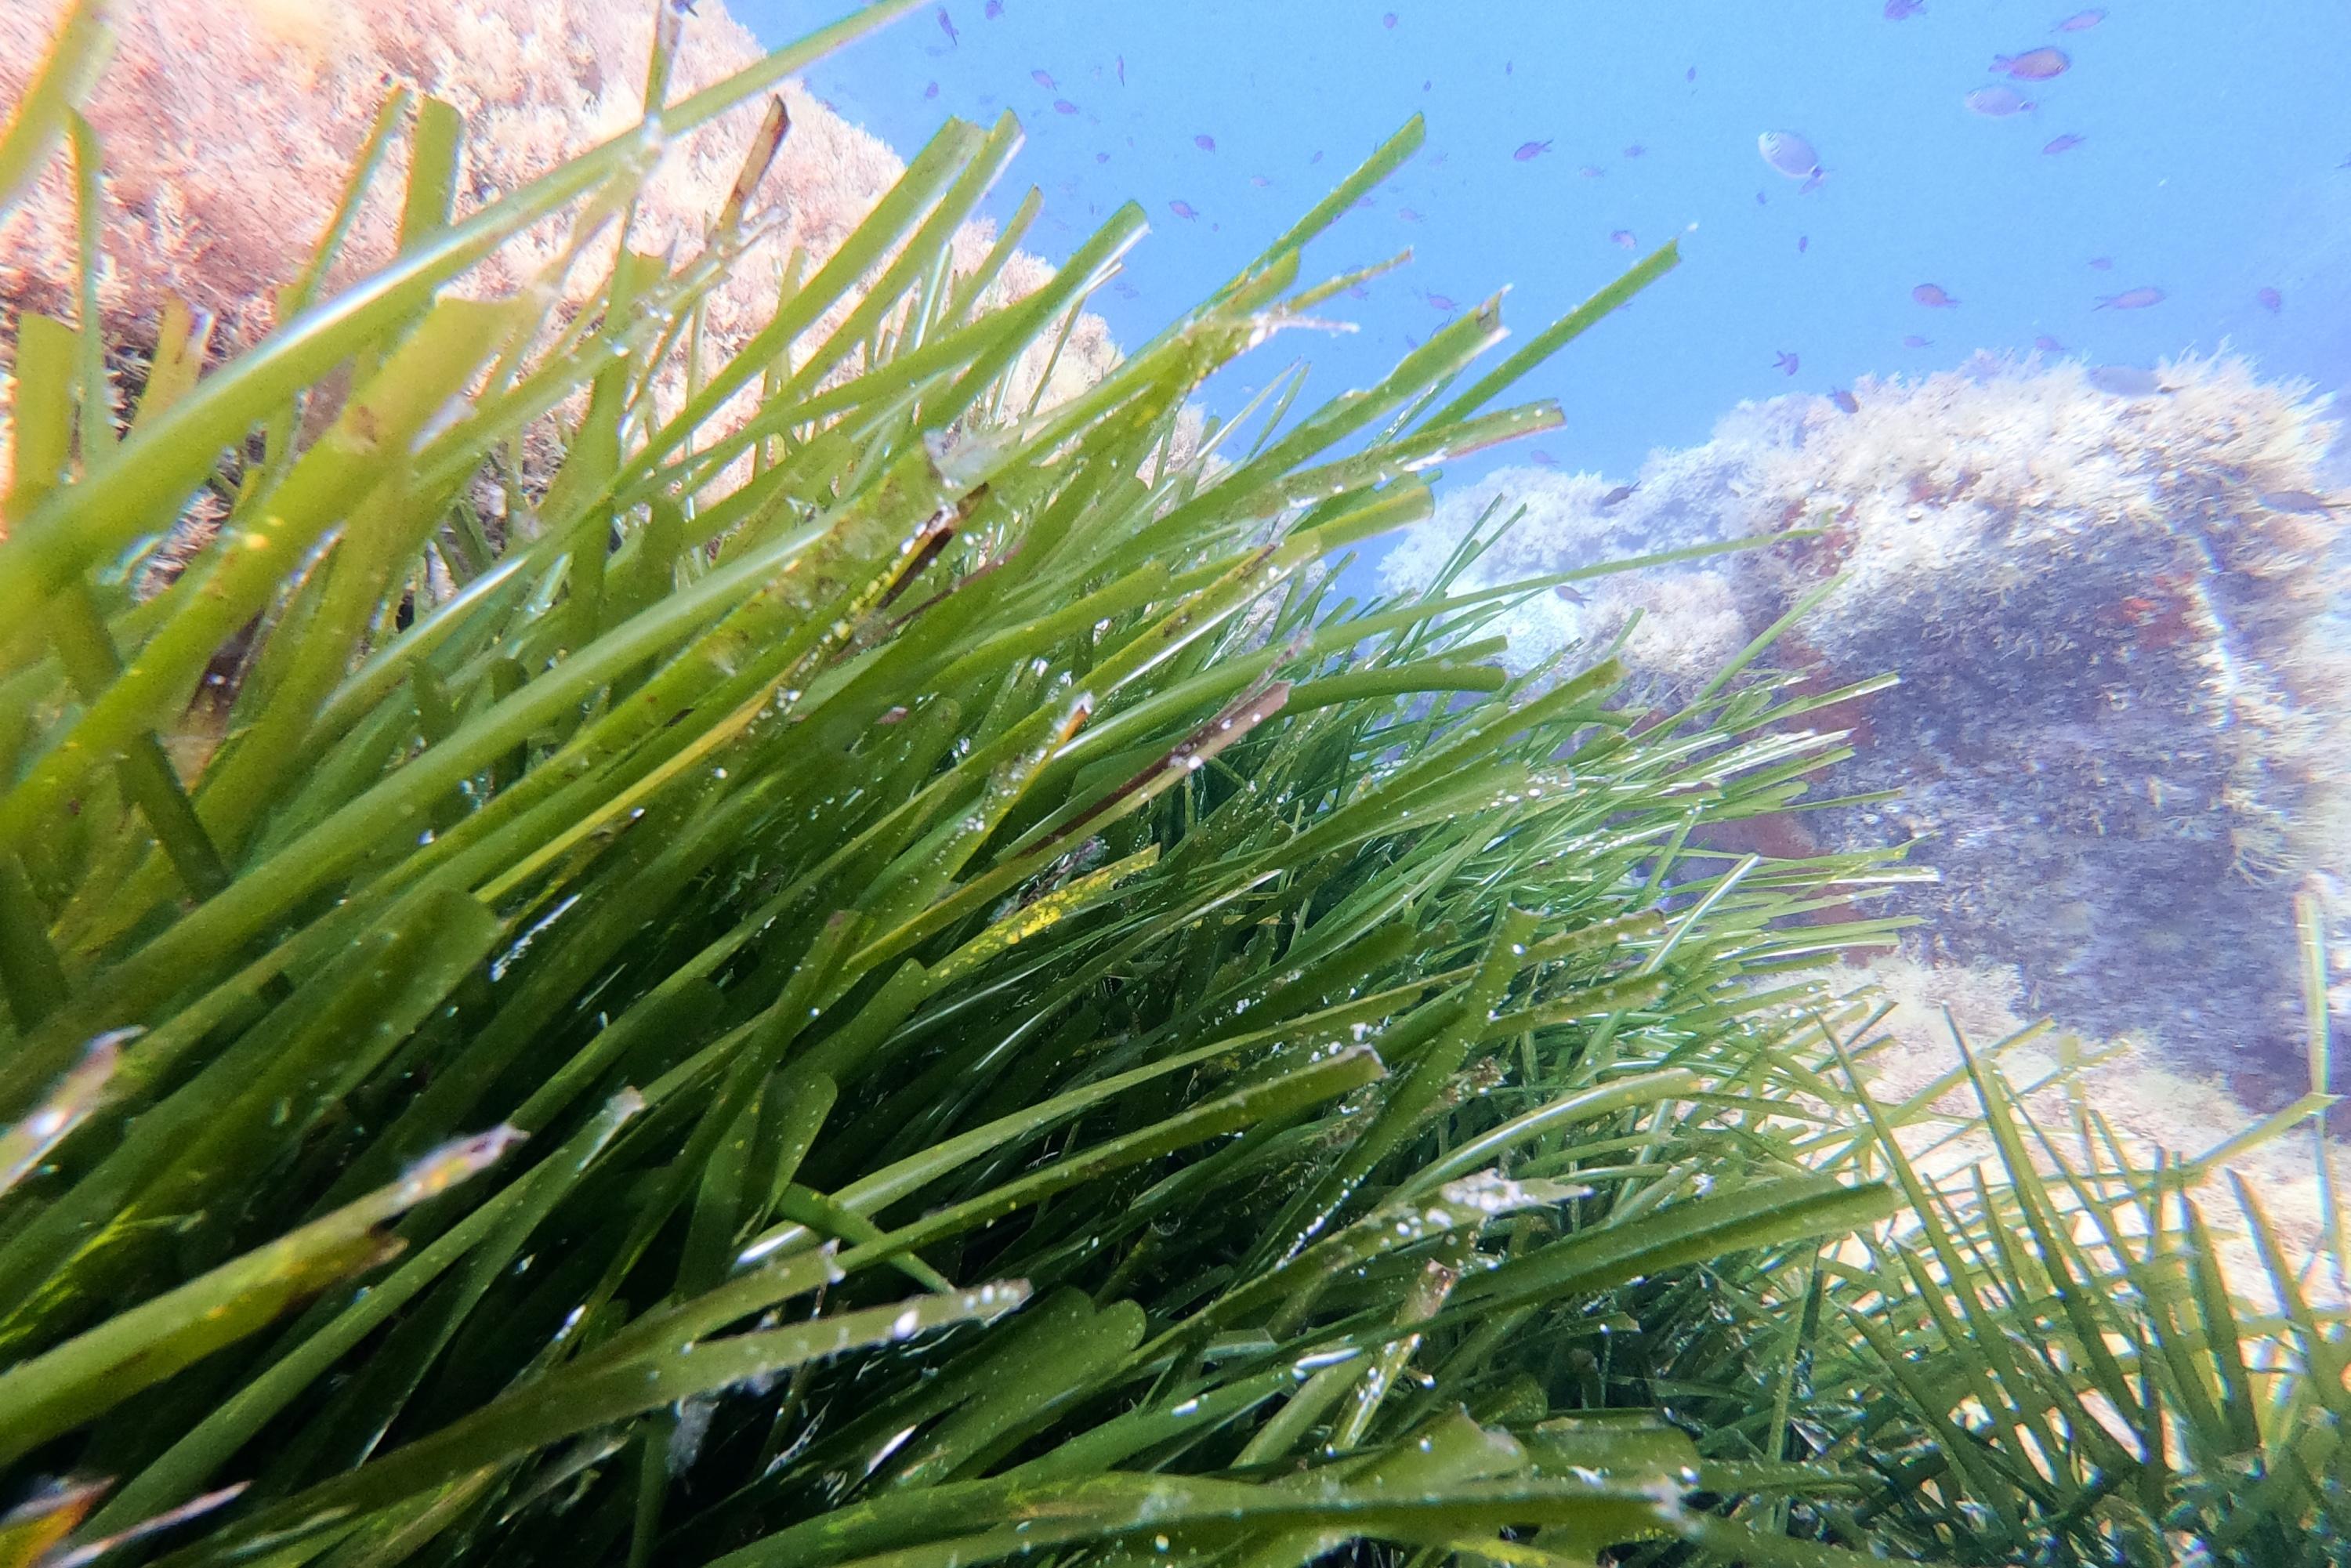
left=0, top=0, right=1120, bottom=497
left=1385, top=353, right=2351, bottom=1106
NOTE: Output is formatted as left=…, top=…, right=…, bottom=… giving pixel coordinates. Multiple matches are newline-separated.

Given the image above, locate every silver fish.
left=1759, top=129, right=1822, bottom=182
left=2256, top=490, right=2341, bottom=514
left=2087, top=364, right=2166, bottom=397
left=1964, top=85, right=2035, bottom=116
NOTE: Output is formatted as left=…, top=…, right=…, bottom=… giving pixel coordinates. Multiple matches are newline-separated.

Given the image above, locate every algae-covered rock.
left=0, top=0, right=1120, bottom=501
left=1386, top=353, right=2351, bottom=1102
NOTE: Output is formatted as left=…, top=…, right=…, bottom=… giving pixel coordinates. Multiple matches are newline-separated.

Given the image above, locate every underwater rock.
left=1384, top=353, right=2351, bottom=1104
left=0, top=0, right=1120, bottom=495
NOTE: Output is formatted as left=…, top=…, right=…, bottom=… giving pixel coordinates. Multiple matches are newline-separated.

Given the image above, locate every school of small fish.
left=904, top=2, right=2306, bottom=425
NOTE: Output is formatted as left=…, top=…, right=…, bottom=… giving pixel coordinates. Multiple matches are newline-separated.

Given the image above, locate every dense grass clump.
left=0, top=7, right=2344, bottom=1567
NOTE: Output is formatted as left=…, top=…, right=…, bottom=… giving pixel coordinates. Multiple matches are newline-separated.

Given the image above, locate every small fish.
left=1913, top=282, right=1960, bottom=308
left=1428, top=292, right=1458, bottom=312
left=2257, top=489, right=2342, bottom=513
left=1348, top=284, right=1369, bottom=299
left=1116, top=54, right=1125, bottom=85
left=1610, top=228, right=1637, bottom=249
left=1531, top=450, right=1559, bottom=467
left=1096, top=151, right=1110, bottom=163
left=924, top=80, right=940, bottom=99
left=1112, top=279, right=1138, bottom=299
left=1031, top=68, right=1056, bottom=90
left=2087, top=364, right=2164, bottom=396
left=1194, top=133, right=1215, bottom=151
left=1886, top=0, right=1925, bottom=16
left=1992, top=46, right=2071, bottom=79
left=1773, top=350, right=1801, bottom=375
left=2042, top=132, right=2086, bottom=154
left=1578, top=165, right=1606, bottom=179
left=1053, top=98, right=1078, bottom=114
left=2257, top=286, right=2283, bottom=314
left=1599, top=483, right=1637, bottom=506
left=1831, top=387, right=1860, bottom=414
left=936, top=5, right=958, bottom=45
left=2052, top=8, right=2106, bottom=30
left=1513, top=139, right=1552, bottom=161
left=1903, top=334, right=1932, bottom=348
left=877, top=705, right=911, bottom=725
left=1168, top=198, right=1198, bottom=219
left=1624, top=143, right=1646, bottom=158
left=1759, top=130, right=1822, bottom=183
left=1964, top=85, right=2035, bottom=116
left=2034, top=334, right=2067, bottom=351
left=1382, top=10, right=1398, bottom=26
left=1552, top=582, right=1588, bottom=603
left=1399, top=207, right=1424, bottom=223
left=1686, top=65, right=1697, bottom=81
left=1248, top=173, right=1270, bottom=187
left=2088, top=255, right=2114, bottom=270
left=1797, top=234, right=1809, bottom=252
left=985, top=0, right=1003, bottom=14
left=2096, top=285, right=2165, bottom=310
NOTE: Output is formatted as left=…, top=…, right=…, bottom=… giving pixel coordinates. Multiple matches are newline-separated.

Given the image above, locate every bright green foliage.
left=0, top=8, right=2342, bottom=1568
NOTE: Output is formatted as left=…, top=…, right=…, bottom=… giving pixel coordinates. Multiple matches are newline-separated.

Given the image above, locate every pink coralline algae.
left=0, top=0, right=1123, bottom=496
left=1383, top=354, right=2351, bottom=1109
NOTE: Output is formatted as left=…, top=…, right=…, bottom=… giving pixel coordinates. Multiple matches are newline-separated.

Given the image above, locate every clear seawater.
left=762, top=0, right=2351, bottom=480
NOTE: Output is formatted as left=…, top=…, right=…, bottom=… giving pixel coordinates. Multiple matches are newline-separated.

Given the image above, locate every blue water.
left=751, top=0, right=2351, bottom=483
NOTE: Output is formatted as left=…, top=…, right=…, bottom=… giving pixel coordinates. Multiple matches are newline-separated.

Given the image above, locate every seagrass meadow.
left=0, top=5, right=2346, bottom=1567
